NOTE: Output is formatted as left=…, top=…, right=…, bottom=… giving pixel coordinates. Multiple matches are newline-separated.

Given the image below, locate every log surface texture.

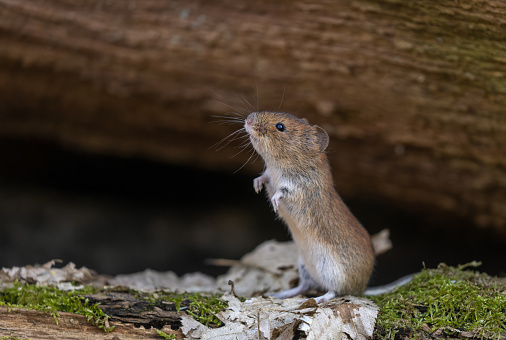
left=0, top=0, right=505, bottom=230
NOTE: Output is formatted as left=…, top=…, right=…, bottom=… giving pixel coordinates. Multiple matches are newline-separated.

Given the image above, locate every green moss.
left=0, top=281, right=114, bottom=332
left=0, top=282, right=228, bottom=333
left=0, top=336, right=31, bottom=340
left=370, top=263, right=506, bottom=339
left=155, top=329, right=177, bottom=339
left=147, top=291, right=228, bottom=328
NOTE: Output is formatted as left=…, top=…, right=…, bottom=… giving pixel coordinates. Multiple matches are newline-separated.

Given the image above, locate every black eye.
left=275, top=123, right=285, bottom=132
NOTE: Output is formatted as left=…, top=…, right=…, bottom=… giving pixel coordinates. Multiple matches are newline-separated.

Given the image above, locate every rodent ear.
left=314, top=126, right=329, bottom=152
left=301, top=118, right=309, bottom=124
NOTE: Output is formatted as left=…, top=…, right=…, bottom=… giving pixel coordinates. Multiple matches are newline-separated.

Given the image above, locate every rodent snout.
left=245, top=115, right=255, bottom=135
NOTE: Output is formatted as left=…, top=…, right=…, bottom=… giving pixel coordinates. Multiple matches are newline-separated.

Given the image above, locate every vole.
left=244, top=110, right=387, bottom=303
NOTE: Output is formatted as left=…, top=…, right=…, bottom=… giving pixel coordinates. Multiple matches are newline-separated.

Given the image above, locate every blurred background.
left=1, top=1, right=505, bottom=284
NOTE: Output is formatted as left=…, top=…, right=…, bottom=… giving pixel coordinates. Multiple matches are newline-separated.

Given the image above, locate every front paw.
left=253, top=175, right=266, bottom=193
left=271, top=191, right=283, bottom=212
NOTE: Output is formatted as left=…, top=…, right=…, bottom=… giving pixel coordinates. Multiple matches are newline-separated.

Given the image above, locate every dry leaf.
left=371, top=229, right=393, bottom=256
left=181, top=293, right=378, bottom=340
left=1, top=241, right=382, bottom=339
left=112, top=269, right=217, bottom=292
left=215, top=240, right=299, bottom=297
left=0, top=260, right=96, bottom=285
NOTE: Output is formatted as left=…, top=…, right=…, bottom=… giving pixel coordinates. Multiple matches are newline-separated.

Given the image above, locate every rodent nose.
left=246, top=116, right=253, bottom=125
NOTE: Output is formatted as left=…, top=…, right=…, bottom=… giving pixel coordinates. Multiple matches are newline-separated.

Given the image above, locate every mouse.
left=244, top=110, right=377, bottom=303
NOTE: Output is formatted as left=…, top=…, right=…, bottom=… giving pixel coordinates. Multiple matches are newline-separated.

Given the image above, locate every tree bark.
left=0, top=307, right=183, bottom=340
left=0, top=0, right=505, bottom=230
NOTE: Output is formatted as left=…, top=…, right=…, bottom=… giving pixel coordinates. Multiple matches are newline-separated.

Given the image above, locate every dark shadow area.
left=0, top=137, right=504, bottom=284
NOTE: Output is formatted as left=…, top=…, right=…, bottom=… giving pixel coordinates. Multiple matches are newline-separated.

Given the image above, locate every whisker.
left=213, top=100, right=247, bottom=117
left=211, top=114, right=244, bottom=120
left=211, top=128, right=245, bottom=150
left=233, top=148, right=258, bottom=174
left=210, top=115, right=245, bottom=123
left=227, top=133, right=249, bottom=145
left=255, top=80, right=260, bottom=111
left=211, top=91, right=250, bottom=117
left=211, top=121, right=241, bottom=126
left=236, top=139, right=252, bottom=149
left=277, top=86, right=286, bottom=112
left=239, top=93, right=255, bottom=113
left=209, top=118, right=245, bottom=126
left=229, top=143, right=250, bottom=159
left=216, top=130, right=244, bottom=151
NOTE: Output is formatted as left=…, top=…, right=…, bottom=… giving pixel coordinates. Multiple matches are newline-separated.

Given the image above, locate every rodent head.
left=244, top=111, right=329, bottom=168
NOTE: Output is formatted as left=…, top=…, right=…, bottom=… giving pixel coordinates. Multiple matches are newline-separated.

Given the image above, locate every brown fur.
left=245, top=111, right=374, bottom=297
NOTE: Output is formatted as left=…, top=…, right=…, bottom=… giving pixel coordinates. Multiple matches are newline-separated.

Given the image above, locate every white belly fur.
left=265, top=167, right=345, bottom=291
left=278, top=207, right=344, bottom=292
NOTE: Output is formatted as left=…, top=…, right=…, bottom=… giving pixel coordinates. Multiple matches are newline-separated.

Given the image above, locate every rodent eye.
left=275, top=123, right=285, bottom=132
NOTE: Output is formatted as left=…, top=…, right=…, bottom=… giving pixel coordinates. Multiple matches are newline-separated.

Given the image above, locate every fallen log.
left=0, top=0, right=505, bottom=231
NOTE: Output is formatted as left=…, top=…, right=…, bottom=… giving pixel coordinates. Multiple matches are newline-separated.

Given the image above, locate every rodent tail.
left=363, top=273, right=415, bottom=296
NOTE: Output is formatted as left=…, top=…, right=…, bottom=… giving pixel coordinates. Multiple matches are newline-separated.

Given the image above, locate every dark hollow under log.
left=0, top=0, right=505, bottom=231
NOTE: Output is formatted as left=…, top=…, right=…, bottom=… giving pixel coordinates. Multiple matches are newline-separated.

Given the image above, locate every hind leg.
left=271, top=258, right=318, bottom=299
left=313, top=291, right=336, bottom=304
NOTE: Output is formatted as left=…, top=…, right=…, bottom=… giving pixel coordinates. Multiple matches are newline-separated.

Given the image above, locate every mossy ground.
left=155, top=329, right=177, bottom=339
left=0, top=282, right=113, bottom=332
left=1, top=263, right=504, bottom=338
left=0, top=282, right=227, bottom=333
left=369, top=263, right=506, bottom=339
left=140, top=290, right=228, bottom=327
